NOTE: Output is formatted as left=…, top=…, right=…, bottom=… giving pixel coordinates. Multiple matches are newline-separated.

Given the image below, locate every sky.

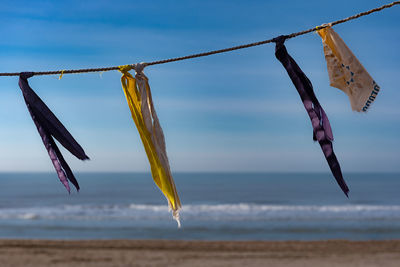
left=0, top=0, right=399, bottom=173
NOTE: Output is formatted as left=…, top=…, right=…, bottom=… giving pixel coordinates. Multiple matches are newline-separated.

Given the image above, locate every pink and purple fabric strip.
left=273, top=36, right=349, bottom=196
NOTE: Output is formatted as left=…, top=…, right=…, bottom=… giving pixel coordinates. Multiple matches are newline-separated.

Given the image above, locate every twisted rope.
left=0, top=0, right=398, bottom=77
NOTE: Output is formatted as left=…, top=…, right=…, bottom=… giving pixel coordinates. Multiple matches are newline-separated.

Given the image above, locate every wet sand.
left=0, top=239, right=399, bottom=266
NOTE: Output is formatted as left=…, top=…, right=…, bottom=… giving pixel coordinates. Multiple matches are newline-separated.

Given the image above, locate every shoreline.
left=0, top=239, right=399, bottom=266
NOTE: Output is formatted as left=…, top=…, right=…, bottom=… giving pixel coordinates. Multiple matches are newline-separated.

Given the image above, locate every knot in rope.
left=133, top=62, right=146, bottom=74
left=118, top=65, right=133, bottom=73
left=20, top=72, right=35, bottom=79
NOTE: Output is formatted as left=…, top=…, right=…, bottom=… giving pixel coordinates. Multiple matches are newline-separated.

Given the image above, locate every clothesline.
left=0, top=0, right=398, bottom=77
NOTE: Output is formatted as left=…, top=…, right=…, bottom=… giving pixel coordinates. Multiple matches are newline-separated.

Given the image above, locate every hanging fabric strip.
left=18, top=72, right=89, bottom=193
left=317, top=25, right=380, bottom=112
left=273, top=36, right=349, bottom=196
left=119, top=65, right=181, bottom=226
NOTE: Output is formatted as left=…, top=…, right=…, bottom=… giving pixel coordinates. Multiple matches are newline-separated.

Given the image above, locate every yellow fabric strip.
left=58, top=70, right=65, bottom=80
left=118, top=65, right=181, bottom=225
left=317, top=27, right=342, bottom=62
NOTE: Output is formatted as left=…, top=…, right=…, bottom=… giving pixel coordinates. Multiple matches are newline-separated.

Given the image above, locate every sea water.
left=0, top=172, right=399, bottom=240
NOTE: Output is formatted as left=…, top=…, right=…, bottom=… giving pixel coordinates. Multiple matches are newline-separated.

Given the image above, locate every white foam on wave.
left=1, top=204, right=400, bottom=221
left=18, top=213, right=39, bottom=220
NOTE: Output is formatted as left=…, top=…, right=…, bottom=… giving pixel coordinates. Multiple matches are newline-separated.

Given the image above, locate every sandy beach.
left=0, top=240, right=399, bottom=266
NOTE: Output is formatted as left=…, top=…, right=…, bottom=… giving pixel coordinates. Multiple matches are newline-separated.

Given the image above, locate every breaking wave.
left=1, top=204, right=400, bottom=221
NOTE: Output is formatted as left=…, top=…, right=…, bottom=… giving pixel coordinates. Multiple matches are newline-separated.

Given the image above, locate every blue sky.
left=0, top=0, right=399, bottom=172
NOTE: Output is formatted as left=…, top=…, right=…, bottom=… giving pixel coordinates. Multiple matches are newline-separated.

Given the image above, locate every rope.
left=0, top=0, right=398, bottom=77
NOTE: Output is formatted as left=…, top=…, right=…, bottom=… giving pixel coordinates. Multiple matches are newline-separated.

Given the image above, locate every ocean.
left=0, top=172, right=399, bottom=240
